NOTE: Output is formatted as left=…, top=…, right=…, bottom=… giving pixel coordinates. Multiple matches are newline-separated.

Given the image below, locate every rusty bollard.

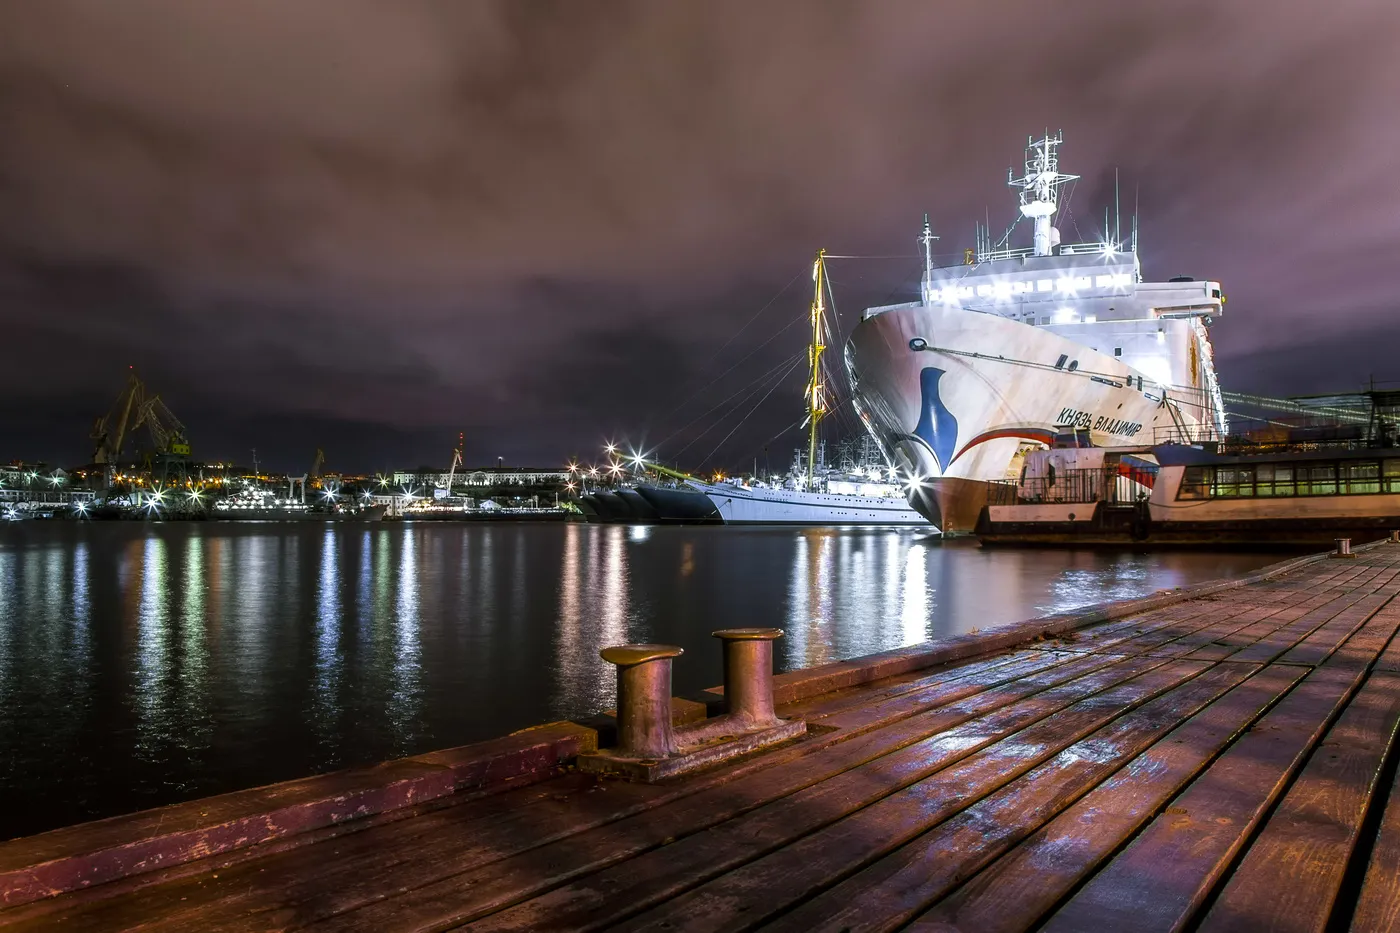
left=600, top=644, right=683, bottom=759
left=713, top=628, right=784, bottom=728
left=1335, top=538, right=1353, bottom=557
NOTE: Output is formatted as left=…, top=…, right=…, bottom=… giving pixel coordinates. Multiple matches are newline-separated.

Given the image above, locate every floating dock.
left=5, top=542, right=1400, bottom=930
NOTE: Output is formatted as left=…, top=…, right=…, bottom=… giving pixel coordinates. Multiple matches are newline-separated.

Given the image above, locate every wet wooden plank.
left=908, top=664, right=1307, bottom=933
left=760, top=662, right=1260, bottom=933
left=1230, top=584, right=1396, bottom=665
left=1039, top=663, right=1370, bottom=933
left=1353, top=696, right=1400, bottom=931
left=1369, top=606, right=1400, bottom=673
left=13, top=650, right=1129, bottom=933
left=1198, top=672, right=1400, bottom=933
left=595, top=661, right=1211, bottom=933
left=1277, top=583, right=1400, bottom=667
left=289, top=656, right=1181, bottom=933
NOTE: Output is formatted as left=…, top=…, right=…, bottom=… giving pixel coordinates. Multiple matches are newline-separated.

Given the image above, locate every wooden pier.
left=6, top=542, right=1400, bottom=930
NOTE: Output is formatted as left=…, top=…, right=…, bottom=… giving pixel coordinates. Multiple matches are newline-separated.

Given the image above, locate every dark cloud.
left=1, top=0, right=1397, bottom=469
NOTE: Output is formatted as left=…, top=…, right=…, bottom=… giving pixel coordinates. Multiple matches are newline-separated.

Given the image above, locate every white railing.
left=976, top=241, right=1122, bottom=264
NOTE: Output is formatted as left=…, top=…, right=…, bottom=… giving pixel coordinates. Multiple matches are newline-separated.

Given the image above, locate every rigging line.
left=873, top=259, right=924, bottom=307
left=666, top=352, right=803, bottom=458
left=743, top=418, right=807, bottom=463
left=694, top=268, right=804, bottom=380
left=654, top=313, right=807, bottom=429
left=698, top=355, right=805, bottom=469
left=822, top=254, right=921, bottom=260
left=660, top=350, right=804, bottom=452
left=821, top=265, right=845, bottom=352
left=650, top=269, right=805, bottom=426
left=922, top=341, right=1144, bottom=383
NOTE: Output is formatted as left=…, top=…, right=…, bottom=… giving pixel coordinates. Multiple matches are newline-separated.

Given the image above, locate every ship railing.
left=975, top=241, right=1122, bottom=264
left=1152, top=424, right=1226, bottom=446
left=987, top=467, right=1155, bottom=507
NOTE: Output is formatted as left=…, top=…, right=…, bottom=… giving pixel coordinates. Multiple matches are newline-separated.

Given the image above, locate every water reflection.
left=552, top=524, right=632, bottom=717
left=901, top=542, right=929, bottom=646
left=313, top=528, right=341, bottom=744
left=388, top=530, right=422, bottom=750
left=0, top=522, right=1289, bottom=840
left=134, top=535, right=171, bottom=762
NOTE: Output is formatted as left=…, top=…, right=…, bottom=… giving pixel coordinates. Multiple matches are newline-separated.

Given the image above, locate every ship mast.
left=805, top=250, right=828, bottom=490
left=918, top=214, right=939, bottom=304
left=1008, top=132, right=1078, bottom=257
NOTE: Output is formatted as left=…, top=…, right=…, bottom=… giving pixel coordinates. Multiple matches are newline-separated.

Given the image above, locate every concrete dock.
left=5, top=542, right=1400, bottom=930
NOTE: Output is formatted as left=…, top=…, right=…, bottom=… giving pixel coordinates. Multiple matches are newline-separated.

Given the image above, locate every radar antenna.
left=1008, top=132, right=1078, bottom=257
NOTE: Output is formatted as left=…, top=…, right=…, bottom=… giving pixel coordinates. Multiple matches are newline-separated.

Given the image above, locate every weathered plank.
left=1276, top=584, right=1400, bottom=667
left=1352, top=687, right=1400, bottom=931
left=1230, top=583, right=1396, bottom=665
left=1198, top=672, right=1400, bottom=932
left=760, top=662, right=1260, bottom=933
left=907, top=664, right=1307, bottom=933
left=600, top=662, right=1210, bottom=933
left=1039, top=664, right=1371, bottom=932
left=299, top=656, right=1182, bottom=933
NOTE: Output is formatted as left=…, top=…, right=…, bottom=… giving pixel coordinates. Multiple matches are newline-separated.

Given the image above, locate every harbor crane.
left=91, top=370, right=192, bottom=466
left=443, top=432, right=464, bottom=497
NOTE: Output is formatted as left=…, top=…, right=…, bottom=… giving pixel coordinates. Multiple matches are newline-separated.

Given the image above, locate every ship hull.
left=686, top=481, right=932, bottom=526
left=847, top=303, right=1207, bottom=533
left=634, top=485, right=722, bottom=524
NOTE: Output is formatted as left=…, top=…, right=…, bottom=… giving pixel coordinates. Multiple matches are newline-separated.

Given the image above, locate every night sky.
left=3, top=1, right=1398, bottom=473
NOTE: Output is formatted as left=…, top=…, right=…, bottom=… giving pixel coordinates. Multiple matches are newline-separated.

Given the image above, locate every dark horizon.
left=3, top=1, right=1398, bottom=474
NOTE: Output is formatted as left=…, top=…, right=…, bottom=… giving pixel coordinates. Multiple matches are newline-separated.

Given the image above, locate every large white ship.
left=847, top=133, right=1227, bottom=533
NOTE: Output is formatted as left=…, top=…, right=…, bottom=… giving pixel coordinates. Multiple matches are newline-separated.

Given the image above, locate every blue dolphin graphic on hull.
left=910, top=367, right=959, bottom=473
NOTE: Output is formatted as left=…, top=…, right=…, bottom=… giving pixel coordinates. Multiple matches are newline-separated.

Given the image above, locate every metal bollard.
left=1391, top=530, right=1399, bottom=544
left=1335, top=537, right=1352, bottom=557
left=599, top=644, right=683, bottom=759
left=712, top=628, right=784, bottom=727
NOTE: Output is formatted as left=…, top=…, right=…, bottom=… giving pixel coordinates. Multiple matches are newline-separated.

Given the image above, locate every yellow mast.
left=806, top=249, right=827, bottom=489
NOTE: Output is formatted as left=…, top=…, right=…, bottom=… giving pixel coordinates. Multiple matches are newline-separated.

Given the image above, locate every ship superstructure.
left=846, top=133, right=1227, bottom=532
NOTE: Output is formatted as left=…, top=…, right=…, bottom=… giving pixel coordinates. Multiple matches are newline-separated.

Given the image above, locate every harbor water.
left=0, top=522, right=1287, bottom=840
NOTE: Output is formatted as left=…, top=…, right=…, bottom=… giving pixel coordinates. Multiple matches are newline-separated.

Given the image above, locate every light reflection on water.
left=0, top=521, right=1287, bottom=839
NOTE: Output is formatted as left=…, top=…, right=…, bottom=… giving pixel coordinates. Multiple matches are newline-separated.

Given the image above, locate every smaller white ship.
left=687, top=253, right=933, bottom=527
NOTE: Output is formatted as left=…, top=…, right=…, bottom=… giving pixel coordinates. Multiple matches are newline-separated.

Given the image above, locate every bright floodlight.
left=604, top=442, right=617, bottom=454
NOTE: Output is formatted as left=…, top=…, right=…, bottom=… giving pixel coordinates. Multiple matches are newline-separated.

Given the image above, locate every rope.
left=666, top=352, right=803, bottom=458
left=697, top=356, right=805, bottom=468
left=650, top=270, right=804, bottom=427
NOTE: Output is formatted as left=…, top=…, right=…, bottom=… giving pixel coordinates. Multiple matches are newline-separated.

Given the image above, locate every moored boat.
left=976, top=430, right=1400, bottom=547
left=847, top=132, right=1227, bottom=534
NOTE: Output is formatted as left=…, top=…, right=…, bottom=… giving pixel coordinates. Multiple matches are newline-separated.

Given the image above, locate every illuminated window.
left=1344, top=461, right=1380, bottom=494
left=1386, top=460, right=1400, bottom=493
left=1179, top=466, right=1211, bottom=499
